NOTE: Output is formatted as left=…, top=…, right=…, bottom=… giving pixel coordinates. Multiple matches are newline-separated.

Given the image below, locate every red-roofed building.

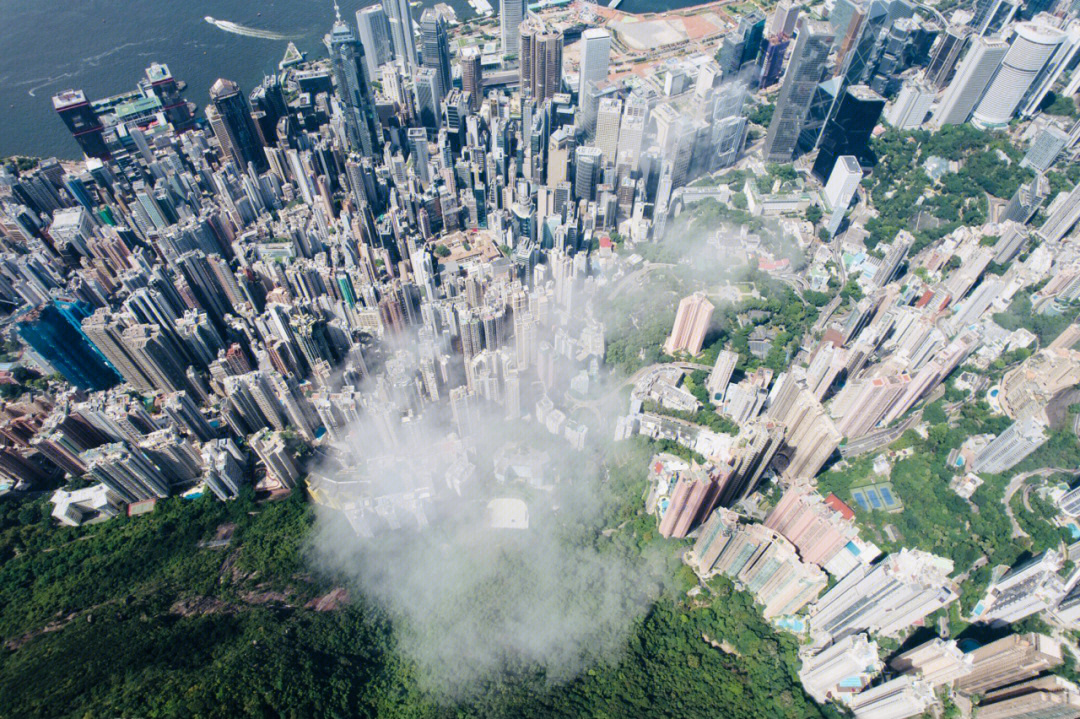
left=825, top=493, right=856, bottom=520
left=757, top=257, right=791, bottom=272
left=914, top=289, right=935, bottom=308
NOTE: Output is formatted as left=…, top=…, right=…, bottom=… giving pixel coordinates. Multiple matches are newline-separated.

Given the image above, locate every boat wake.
left=204, top=16, right=292, bottom=41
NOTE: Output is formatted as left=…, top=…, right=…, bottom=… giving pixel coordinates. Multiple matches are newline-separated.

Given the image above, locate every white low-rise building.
left=50, top=484, right=125, bottom=527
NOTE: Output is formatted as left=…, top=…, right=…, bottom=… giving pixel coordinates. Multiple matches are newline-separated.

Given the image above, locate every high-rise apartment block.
left=890, top=637, right=974, bottom=687
left=706, top=350, right=739, bottom=403
left=800, top=633, right=883, bottom=702
left=977, top=675, right=1080, bottom=719
left=956, top=633, right=1063, bottom=696
left=693, top=511, right=827, bottom=617
left=810, top=549, right=959, bottom=638
left=664, top=292, right=714, bottom=356
left=971, top=413, right=1049, bottom=474
left=848, top=676, right=935, bottom=719
left=766, top=369, right=842, bottom=480
left=764, top=485, right=859, bottom=567
left=658, top=465, right=718, bottom=538
left=978, top=550, right=1068, bottom=624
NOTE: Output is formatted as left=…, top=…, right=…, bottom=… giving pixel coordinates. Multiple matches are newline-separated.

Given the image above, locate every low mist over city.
left=5, top=0, right=1080, bottom=717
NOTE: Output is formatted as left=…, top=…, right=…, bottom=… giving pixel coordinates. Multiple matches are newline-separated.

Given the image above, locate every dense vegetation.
left=817, top=396, right=1080, bottom=618
left=992, top=290, right=1080, bottom=345
left=0, top=440, right=832, bottom=719
left=864, top=125, right=1032, bottom=251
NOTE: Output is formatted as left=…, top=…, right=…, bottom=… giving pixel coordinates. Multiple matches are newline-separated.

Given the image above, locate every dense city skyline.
left=5, top=0, right=1080, bottom=716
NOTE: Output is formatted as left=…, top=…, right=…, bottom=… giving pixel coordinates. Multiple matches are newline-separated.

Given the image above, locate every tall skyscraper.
left=356, top=6, right=394, bottom=79
left=1019, top=22, right=1080, bottom=117
left=979, top=550, right=1068, bottom=624
left=202, top=442, right=246, bottom=500
left=1001, top=175, right=1048, bottom=224
left=765, top=370, right=842, bottom=480
left=122, top=324, right=192, bottom=394
left=973, top=0, right=1018, bottom=36
left=1021, top=125, right=1069, bottom=172
left=573, top=145, right=602, bottom=201
left=383, top=0, right=417, bottom=70
left=764, top=20, right=834, bottom=162
left=207, top=78, right=267, bottom=172
left=414, top=67, right=441, bottom=128
left=1036, top=181, right=1080, bottom=242
left=839, top=0, right=889, bottom=85
left=84, top=441, right=172, bottom=503
left=768, top=0, right=800, bottom=37
left=931, top=36, right=1010, bottom=127
left=594, top=97, right=622, bottom=164
left=16, top=300, right=122, bottom=391
left=408, top=127, right=431, bottom=185
left=579, top=79, right=617, bottom=135
left=460, top=46, right=484, bottom=110
left=547, top=128, right=573, bottom=185
left=760, top=36, right=791, bottom=88
left=250, top=428, right=300, bottom=488
left=718, top=11, right=766, bottom=77
left=716, top=420, right=784, bottom=507
left=833, top=373, right=911, bottom=438
left=163, top=391, right=217, bottom=442
left=500, top=0, right=526, bottom=57
left=329, top=9, right=381, bottom=156
left=927, top=25, right=971, bottom=88
left=144, top=62, right=194, bottom=131
left=52, top=90, right=110, bottom=159
left=578, top=28, right=611, bottom=92
left=824, top=155, right=862, bottom=235
left=885, top=80, right=934, bottom=130
left=420, top=9, right=452, bottom=96
left=520, top=16, right=563, bottom=101
left=618, top=95, right=648, bottom=166
left=811, top=85, right=885, bottom=181
left=81, top=310, right=155, bottom=392
left=972, top=22, right=1066, bottom=129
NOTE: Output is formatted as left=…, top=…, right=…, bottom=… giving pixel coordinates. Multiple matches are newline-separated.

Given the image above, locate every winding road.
left=1002, top=467, right=1074, bottom=539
